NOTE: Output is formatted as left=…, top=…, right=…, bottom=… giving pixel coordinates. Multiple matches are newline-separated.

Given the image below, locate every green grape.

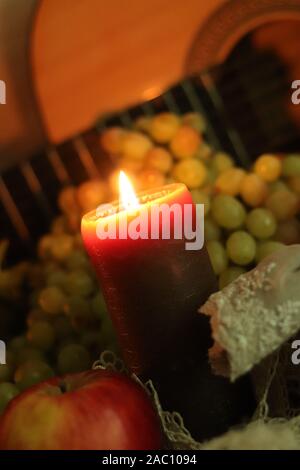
left=57, top=344, right=91, bottom=374
left=282, top=154, right=300, bottom=177
left=9, top=335, right=27, bottom=353
left=27, top=321, right=55, bottom=351
left=215, top=167, right=245, bottom=196
left=182, top=112, right=206, bottom=133
left=219, top=266, right=246, bottom=289
left=254, top=154, right=282, bottom=182
left=226, top=231, right=256, bottom=266
left=256, top=241, right=285, bottom=263
left=50, top=234, right=74, bottom=262
left=211, top=152, right=234, bottom=175
left=91, top=292, right=107, bottom=318
left=39, top=286, right=66, bottom=315
left=145, top=146, right=173, bottom=174
left=172, top=158, right=207, bottom=188
left=191, top=189, right=210, bottom=215
left=265, top=190, right=298, bottom=221
left=64, top=270, right=95, bottom=297
left=149, top=112, right=180, bottom=144
left=206, top=240, right=228, bottom=275
left=14, top=360, right=54, bottom=391
left=240, top=173, right=268, bottom=207
left=204, top=217, right=221, bottom=241
left=195, top=142, right=213, bottom=161
left=0, top=382, right=19, bottom=414
left=16, top=347, right=45, bottom=366
left=246, top=208, right=277, bottom=240
left=211, top=194, right=246, bottom=230
left=46, top=270, right=67, bottom=289
left=121, top=131, right=153, bottom=159
left=65, top=250, right=90, bottom=271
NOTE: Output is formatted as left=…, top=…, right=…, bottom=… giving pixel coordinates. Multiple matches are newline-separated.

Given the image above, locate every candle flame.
left=119, top=171, right=139, bottom=210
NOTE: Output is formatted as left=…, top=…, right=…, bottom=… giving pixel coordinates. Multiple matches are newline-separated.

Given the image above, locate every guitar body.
left=30, top=0, right=226, bottom=144
left=30, top=0, right=300, bottom=144
left=1, top=0, right=300, bottom=165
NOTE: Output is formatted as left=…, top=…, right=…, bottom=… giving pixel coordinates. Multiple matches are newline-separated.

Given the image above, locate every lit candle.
left=81, top=173, right=254, bottom=440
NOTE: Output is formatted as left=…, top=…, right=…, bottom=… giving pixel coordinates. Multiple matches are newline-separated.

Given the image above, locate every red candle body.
left=82, top=183, right=254, bottom=440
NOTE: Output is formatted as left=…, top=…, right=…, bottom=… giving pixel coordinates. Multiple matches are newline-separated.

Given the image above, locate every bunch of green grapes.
left=99, top=114, right=299, bottom=289
left=206, top=154, right=299, bottom=288
left=0, top=224, right=117, bottom=414
left=57, top=112, right=208, bottom=229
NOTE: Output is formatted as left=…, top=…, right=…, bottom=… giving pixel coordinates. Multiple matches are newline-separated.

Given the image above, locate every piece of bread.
left=200, top=245, right=300, bottom=381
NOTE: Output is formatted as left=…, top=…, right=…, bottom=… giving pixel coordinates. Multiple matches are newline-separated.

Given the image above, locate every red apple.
left=0, top=369, right=163, bottom=450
